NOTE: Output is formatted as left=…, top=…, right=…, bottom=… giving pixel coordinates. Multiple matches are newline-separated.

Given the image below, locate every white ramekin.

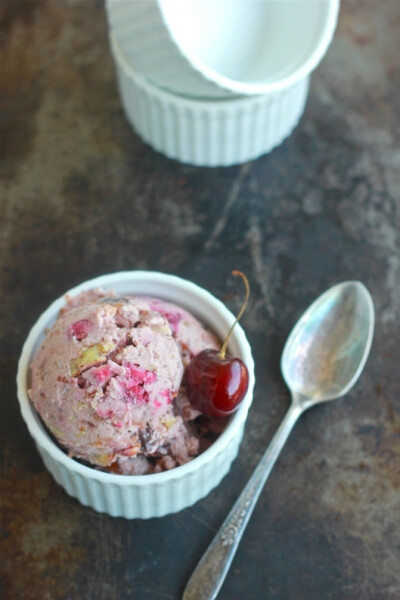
left=110, top=35, right=309, bottom=167
left=17, top=272, right=255, bottom=519
left=106, top=0, right=339, bottom=98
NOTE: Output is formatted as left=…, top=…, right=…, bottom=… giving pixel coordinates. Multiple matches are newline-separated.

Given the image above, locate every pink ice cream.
left=29, top=291, right=221, bottom=474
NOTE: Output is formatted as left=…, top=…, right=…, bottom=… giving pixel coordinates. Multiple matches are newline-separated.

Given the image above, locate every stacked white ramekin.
left=17, top=272, right=255, bottom=519
left=106, top=0, right=340, bottom=166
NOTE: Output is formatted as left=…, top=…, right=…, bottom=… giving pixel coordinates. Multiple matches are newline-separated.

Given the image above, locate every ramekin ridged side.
left=34, top=424, right=245, bottom=519
left=110, top=35, right=309, bottom=167
left=105, top=0, right=234, bottom=99
left=17, top=272, right=255, bottom=519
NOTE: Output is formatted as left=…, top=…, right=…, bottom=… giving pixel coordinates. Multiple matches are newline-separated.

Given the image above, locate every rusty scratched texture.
left=0, top=1, right=399, bottom=599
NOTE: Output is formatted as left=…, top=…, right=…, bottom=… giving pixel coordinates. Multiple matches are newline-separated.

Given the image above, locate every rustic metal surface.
left=1, top=1, right=399, bottom=599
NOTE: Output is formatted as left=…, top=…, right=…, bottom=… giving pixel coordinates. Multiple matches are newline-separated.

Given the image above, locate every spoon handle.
left=182, top=402, right=303, bottom=600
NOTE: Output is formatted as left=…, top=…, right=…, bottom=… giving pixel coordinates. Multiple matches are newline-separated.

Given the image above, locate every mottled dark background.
left=1, top=1, right=399, bottom=599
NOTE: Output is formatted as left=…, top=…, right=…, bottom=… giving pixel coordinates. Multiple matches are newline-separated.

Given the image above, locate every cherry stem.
left=219, top=271, right=250, bottom=359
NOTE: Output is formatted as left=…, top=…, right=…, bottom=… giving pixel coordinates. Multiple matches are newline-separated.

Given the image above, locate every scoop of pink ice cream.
left=143, top=296, right=220, bottom=367
left=29, top=293, right=220, bottom=472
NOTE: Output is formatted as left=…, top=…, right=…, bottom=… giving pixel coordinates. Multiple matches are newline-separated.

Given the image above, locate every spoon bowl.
left=282, top=281, right=375, bottom=405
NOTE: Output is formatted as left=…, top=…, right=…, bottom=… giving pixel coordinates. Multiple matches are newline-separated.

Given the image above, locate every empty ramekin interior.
left=159, top=0, right=338, bottom=92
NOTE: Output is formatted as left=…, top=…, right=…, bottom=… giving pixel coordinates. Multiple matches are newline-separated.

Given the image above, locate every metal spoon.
left=183, top=281, right=374, bottom=600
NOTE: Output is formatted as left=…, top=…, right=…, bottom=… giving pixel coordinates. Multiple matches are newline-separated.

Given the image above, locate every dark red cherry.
left=185, top=349, right=249, bottom=416
left=185, top=271, right=250, bottom=417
